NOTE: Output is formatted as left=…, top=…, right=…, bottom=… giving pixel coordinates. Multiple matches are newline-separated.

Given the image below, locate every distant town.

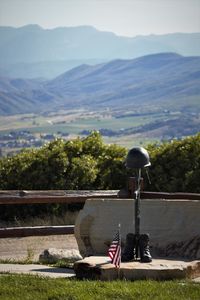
left=0, top=130, right=69, bottom=157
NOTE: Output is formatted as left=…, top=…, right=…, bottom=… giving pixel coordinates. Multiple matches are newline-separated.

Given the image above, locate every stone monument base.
left=74, top=256, right=200, bottom=281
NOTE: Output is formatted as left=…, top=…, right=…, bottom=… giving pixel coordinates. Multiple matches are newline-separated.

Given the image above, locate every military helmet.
left=125, top=147, right=151, bottom=169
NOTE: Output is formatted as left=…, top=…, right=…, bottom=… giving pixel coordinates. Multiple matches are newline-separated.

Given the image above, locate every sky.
left=0, top=0, right=200, bottom=37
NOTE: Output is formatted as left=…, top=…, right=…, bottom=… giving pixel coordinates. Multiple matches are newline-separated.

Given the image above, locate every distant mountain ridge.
left=0, top=25, right=200, bottom=78
left=0, top=53, right=200, bottom=115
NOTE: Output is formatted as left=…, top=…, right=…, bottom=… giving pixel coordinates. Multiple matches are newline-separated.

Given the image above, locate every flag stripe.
left=108, top=229, right=121, bottom=268
left=113, top=245, right=121, bottom=266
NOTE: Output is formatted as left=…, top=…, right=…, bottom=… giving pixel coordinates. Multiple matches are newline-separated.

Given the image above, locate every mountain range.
left=0, top=25, right=200, bottom=78
left=0, top=52, right=200, bottom=115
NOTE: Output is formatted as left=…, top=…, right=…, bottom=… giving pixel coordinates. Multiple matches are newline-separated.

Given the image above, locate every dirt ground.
left=0, top=234, right=78, bottom=261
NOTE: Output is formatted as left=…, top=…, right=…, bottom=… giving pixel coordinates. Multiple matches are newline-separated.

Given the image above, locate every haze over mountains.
left=0, top=25, right=200, bottom=79
left=0, top=53, right=200, bottom=115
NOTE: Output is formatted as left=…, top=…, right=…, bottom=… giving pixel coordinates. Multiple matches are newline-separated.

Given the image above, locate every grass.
left=0, top=211, right=78, bottom=228
left=0, top=248, right=35, bottom=265
left=0, top=274, right=199, bottom=300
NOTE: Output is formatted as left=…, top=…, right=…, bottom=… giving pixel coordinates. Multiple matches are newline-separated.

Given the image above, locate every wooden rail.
left=0, top=190, right=199, bottom=205
left=0, top=225, right=74, bottom=238
left=141, top=191, right=200, bottom=200
left=0, top=190, right=121, bottom=205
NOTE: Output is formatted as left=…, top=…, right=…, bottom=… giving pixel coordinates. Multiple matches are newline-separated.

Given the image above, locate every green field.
left=0, top=274, right=199, bottom=300
left=0, top=110, right=167, bottom=134
left=0, top=108, right=198, bottom=152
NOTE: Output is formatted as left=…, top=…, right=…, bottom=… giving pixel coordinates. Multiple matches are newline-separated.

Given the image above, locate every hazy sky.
left=0, top=0, right=200, bottom=37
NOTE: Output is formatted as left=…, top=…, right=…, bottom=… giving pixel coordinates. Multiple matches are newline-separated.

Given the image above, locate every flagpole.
left=117, top=223, right=121, bottom=279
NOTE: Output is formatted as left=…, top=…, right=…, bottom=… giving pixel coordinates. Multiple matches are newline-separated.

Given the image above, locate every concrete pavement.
left=0, top=263, right=75, bottom=278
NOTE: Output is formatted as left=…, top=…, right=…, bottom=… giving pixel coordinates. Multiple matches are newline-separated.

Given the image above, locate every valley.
left=0, top=38, right=199, bottom=155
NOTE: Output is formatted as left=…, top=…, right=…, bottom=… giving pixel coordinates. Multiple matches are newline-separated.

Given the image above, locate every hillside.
left=46, top=53, right=200, bottom=110
left=0, top=76, right=57, bottom=115
left=0, top=53, right=199, bottom=115
left=0, top=25, right=200, bottom=78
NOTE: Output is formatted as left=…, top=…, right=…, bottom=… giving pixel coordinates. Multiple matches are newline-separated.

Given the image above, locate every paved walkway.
left=0, top=263, right=75, bottom=278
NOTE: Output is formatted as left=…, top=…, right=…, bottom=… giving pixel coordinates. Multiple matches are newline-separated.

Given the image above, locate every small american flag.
left=108, top=227, right=121, bottom=268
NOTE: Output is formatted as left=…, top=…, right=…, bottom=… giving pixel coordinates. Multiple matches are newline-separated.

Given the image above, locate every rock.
left=74, top=198, right=200, bottom=259
left=74, top=256, right=200, bottom=281
left=39, top=248, right=82, bottom=264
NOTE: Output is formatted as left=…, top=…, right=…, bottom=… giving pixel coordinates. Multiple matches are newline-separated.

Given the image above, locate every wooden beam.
left=0, top=190, right=199, bottom=205
left=0, top=225, right=74, bottom=238
left=0, top=190, right=121, bottom=205
left=141, top=191, right=200, bottom=200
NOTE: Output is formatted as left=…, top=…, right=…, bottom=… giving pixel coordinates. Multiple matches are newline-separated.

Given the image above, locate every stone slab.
left=74, top=256, right=200, bottom=281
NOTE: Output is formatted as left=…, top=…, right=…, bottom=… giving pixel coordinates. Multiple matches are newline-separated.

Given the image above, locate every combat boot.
left=121, top=233, right=136, bottom=262
left=139, top=233, right=152, bottom=263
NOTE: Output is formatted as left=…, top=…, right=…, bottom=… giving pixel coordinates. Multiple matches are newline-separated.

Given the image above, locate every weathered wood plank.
left=0, top=190, right=121, bottom=204
left=0, top=225, right=74, bottom=238
left=0, top=190, right=199, bottom=205
left=141, top=191, right=200, bottom=200
left=0, top=190, right=119, bottom=197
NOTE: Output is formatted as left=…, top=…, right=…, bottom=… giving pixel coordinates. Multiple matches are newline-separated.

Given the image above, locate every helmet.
left=125, top=147, right=151, bottom=169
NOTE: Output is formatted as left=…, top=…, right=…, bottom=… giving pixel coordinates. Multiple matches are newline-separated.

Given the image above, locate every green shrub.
left=146, top=133, right=200, bottom=192
left=0, top=132, right=128, bottom=191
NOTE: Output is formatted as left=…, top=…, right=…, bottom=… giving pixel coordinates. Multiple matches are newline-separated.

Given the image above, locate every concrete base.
left=75, top=199, right=200, bottom=259
left=74, top=256, right=200, bottom=281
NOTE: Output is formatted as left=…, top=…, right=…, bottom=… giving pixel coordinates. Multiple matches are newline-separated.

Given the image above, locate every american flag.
left=108, top=228, right=121, bottom=268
